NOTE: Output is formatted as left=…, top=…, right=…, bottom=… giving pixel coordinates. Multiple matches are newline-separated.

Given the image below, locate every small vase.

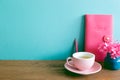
left=104, top=52, right=120, bottom=70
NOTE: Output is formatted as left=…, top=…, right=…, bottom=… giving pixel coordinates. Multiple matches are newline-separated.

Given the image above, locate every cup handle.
left=66, top=57, right=73, bottom=67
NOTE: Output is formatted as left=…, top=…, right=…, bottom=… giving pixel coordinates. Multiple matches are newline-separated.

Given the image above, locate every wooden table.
left=0, top=60, right=120, bottom=80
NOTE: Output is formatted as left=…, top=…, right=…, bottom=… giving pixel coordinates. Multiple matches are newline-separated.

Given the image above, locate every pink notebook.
left=85, top=14, right=113, bottom=62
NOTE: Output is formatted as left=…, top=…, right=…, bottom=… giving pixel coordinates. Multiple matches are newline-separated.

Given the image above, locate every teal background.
left=0, top=0, right=120, bottom=60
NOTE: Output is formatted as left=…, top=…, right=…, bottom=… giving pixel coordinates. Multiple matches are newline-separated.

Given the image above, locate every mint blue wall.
left=0, top=0, right=120, bottom=60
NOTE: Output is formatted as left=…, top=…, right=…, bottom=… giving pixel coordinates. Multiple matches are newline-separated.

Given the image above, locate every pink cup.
left=67, top=52, right=95, bottom=71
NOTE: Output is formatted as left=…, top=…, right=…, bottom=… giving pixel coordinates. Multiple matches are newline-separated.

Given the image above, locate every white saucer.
left=64, top=61, right=102, bottom=75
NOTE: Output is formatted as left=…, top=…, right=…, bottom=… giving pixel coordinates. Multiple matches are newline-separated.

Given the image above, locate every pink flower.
left=98, top=41, right=120, bottom=59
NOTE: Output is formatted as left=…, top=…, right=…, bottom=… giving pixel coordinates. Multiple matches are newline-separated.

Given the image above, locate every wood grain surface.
left=0, top=60, right=120, bottom=80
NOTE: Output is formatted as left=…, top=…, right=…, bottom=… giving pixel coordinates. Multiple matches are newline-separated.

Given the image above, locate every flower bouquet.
left=98, top=41, right=120, bottom=70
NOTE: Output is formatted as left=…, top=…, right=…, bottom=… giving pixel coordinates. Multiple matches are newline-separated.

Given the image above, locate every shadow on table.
left=47, top=62, right=85, bottom=78
left=63, top=68, right=82, bottom=77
